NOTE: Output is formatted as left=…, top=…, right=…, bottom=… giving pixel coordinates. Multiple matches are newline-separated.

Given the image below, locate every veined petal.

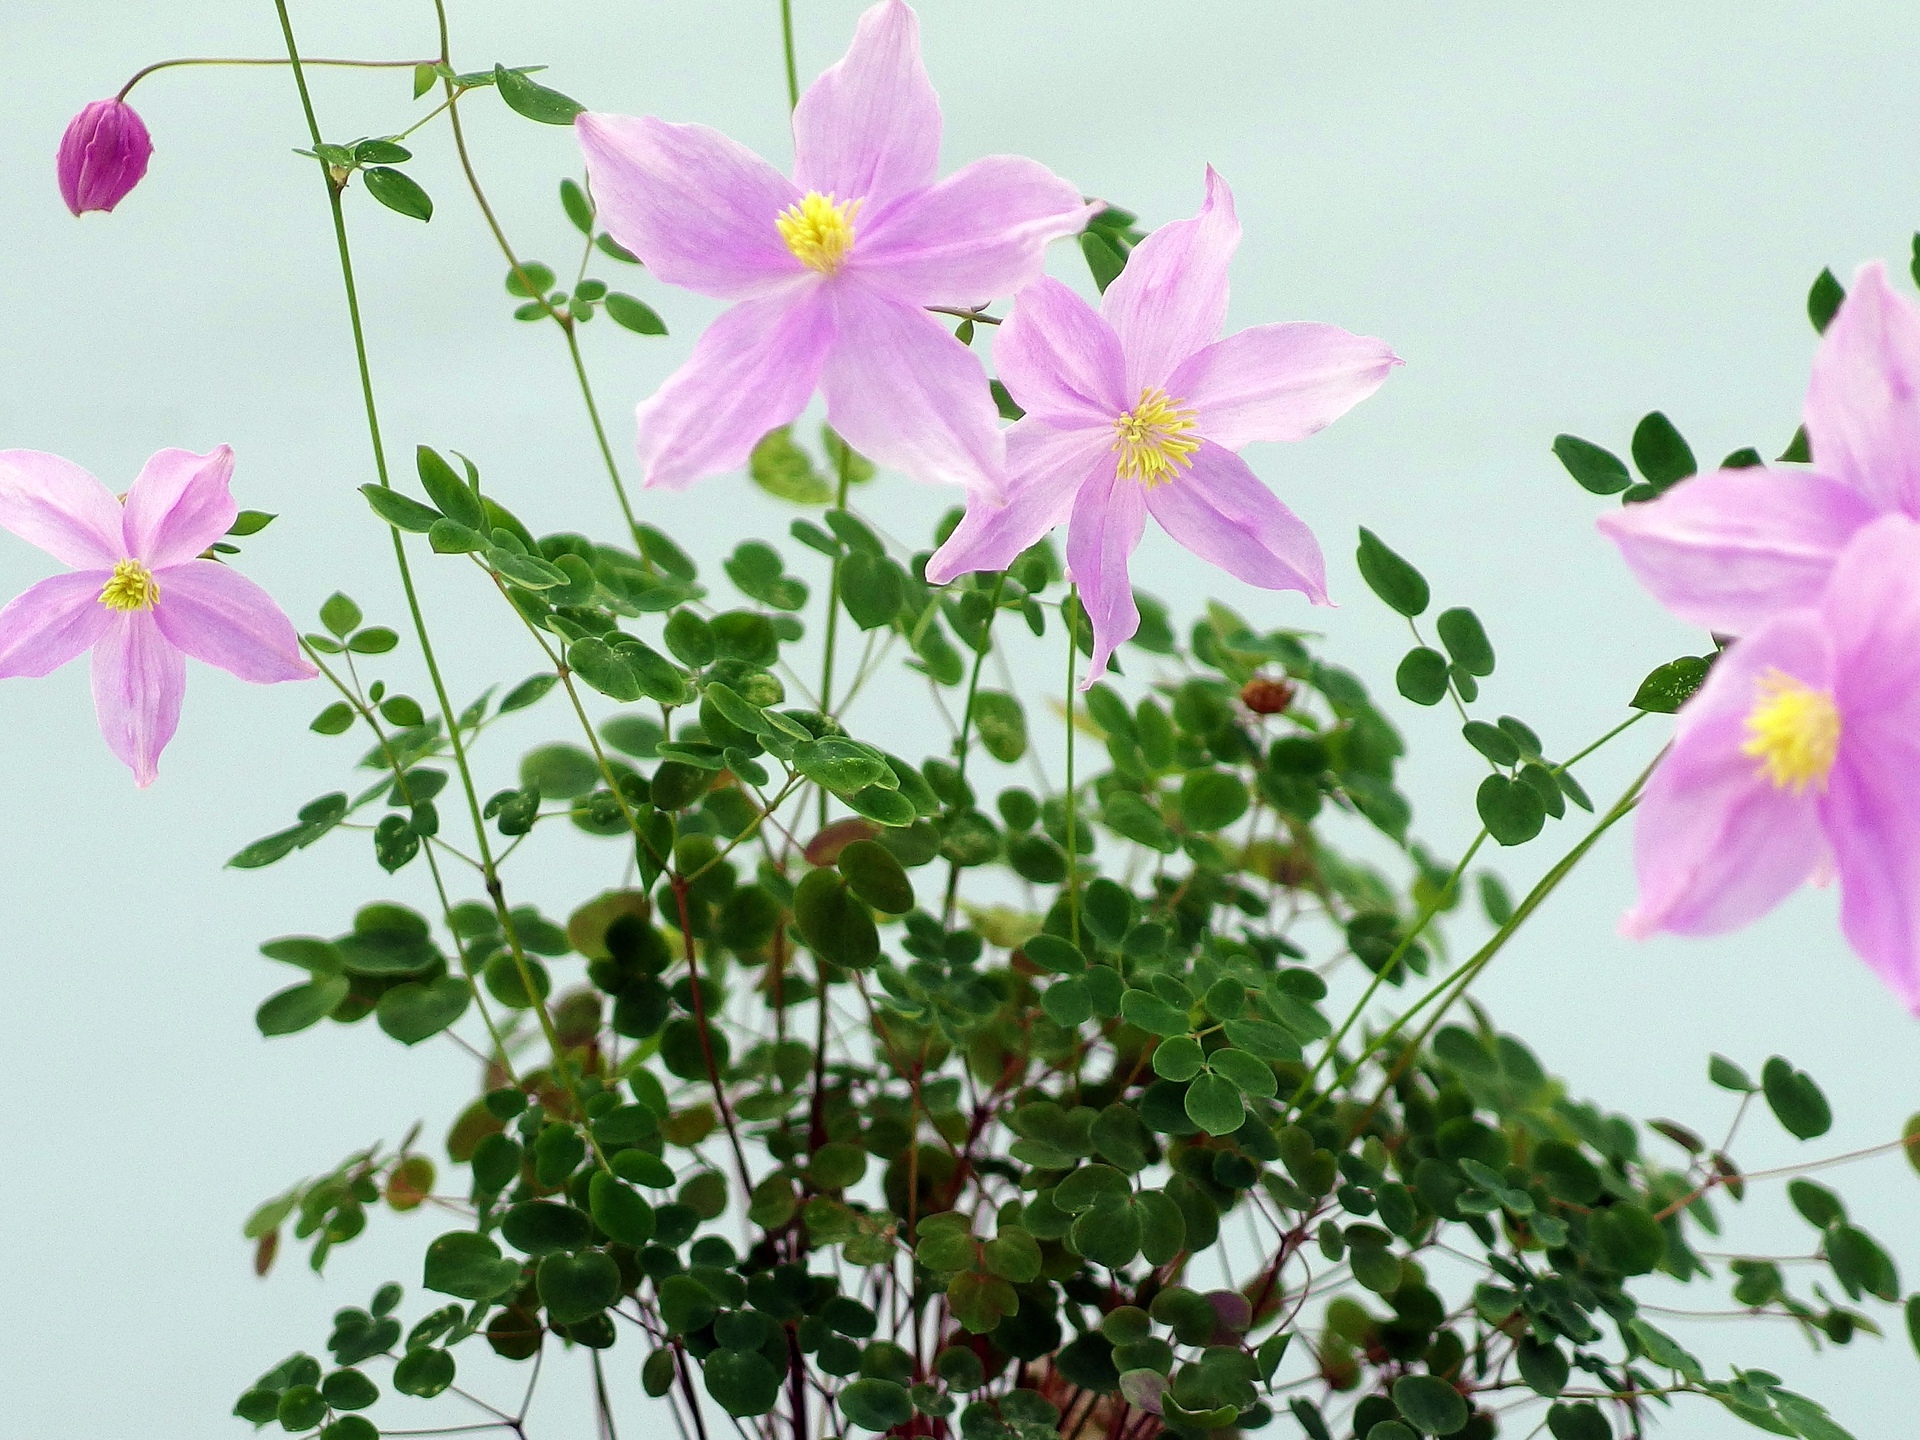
left=123, top=445, right=238, bottom=569
left=1064, top=459, right=1145, bottom=685
left=1170, top=322, right=1400, bottom=450
left=1102, top=166, right=1239, bottom=394
left=990, top=277, right=1129, bottom=427
left=793, top=0, right=939, bottom=207
left=1597, top=468, right=1879, bottom=634
left=0, top=449, right=124, bottom=569
left=1803, top=261, right=1920, bottom=514
left=151, top=560, right=316, bottom=683
left=925, top=420, right=1108, bottom=583
left=576, top=112, right=804, bottom=300
left=90, top=610, right=185, bottom=788
left=1145, top=442, right=1328, bottom=602
left=0, top=570, right=112, bottom=677
left=854, top=157, right=1098, bottom=308
left=821, top=283, right=1006, bottom=498
left=1826, top=747, right=1920, bottom=1012
left=1822, top=515, right=1920, bottom=717
left=636, top=287, right=836, bottom=490
left=1621, top=611, right=1833, bottom=939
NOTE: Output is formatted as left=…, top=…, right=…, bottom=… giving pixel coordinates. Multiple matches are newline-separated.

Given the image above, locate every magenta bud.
left=57, top=98, right=154, bottom=215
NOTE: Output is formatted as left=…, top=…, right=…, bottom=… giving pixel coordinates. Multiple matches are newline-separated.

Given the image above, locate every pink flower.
left=58, top=99, right=153, bottom=216
left=1623, top=514, right=1920, bottom=1012
left=925, top=169, right=1401, bottom=682
left=0, top=447, right=315, bottom=786
left=575, top=0, right=1097, bottom=500
left=1599, top=260, right=1920, bottom=633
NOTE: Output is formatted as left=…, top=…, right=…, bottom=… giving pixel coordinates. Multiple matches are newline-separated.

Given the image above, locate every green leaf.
left=1808, top=267, right=1845, bottom=334
left=416, top=446, right=486, bottom=530
left=1905, top=1113, right=1920, bottom=1178
left=838, top=839, right=914, bottom=914
left=657, top=1273, right=716, bottom=1334
left=1392, top=1374, right=1469, bottom=1435
left=1436, top=606, right=1495, bottom=676
left=839, top=1378, right=913, bottom=1432
left=1210, top=1047, right=1277, bottom=1099
left=841, top=551, right=906, bottom=628
left=1462, top=720, right=1521, bottom=765
left=494, top=64, right=586, bottom=124
left=1708, top=1053, right=1755, bottom=1092
left=500, top=672, right=559, bottom=713
left=360, top=483, right=440, bottom=533
left=1827, top=1223, right=1900, bottom=1301
left=1355, top=528, right=1429, bottom=617
left=705, top=1348, right=782, bottom=1417
left=1179, top=769, right=1249, bottom=830
left=1080, top=230, right=1127, bottom=292
left=1630, top=411, right=1697, bottom=490
left=1906, top=1294, right=1920, bottom=1360
left=750, top=426, right=832, bottom=504
left=972, top=690, right=1028, bottom=762
left=793, top=868, right=879, bottom=968
left=560, top=177, right=594, bottom=233
left=392, top=1347, right=455, bottom=1398
left=1184, top=1073, right=1246, bottom=1135
left=319, top=592, right=362, bottom=637
left=1476, top=773, right=1545, bottom=846
left=413, top=62, right=438, bottom=98
left=1396, top=647, right=1449, bottom=705
left=606, top=293, right=667, bottom=335
left=422, top=1231, right=521, bottom=1301
left=363, top=166, right=432, bottom=220
left=1762, top=1056, right=1833, bottom=1139
left=1552, top=434, right=1632, bottom=495
left=1119, top=989, right=1189, bottom=1037
left=504, top=261, right=556, bottom=298
left=537, top=1248, right=621, bottom=1324
left=1631, top=654, right=1713, bottom=713
left=375, top=976, right=470, bottom=1045
left=347, top=626, right=398, bottom=654
left=256, top=976, right=348, bottom=1037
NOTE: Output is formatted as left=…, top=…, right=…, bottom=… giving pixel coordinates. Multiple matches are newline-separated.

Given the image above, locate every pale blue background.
left=2, top=2, right=1917, bottom=1436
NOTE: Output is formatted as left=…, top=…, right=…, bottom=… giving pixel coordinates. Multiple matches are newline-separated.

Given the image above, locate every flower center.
left=98, top=558, right=159, bottom=612
left=1741, top=668, right=1840, bottom=794
left=1112, top=388, right=1201, bottom=487
left=776, top=192, right=862, bottom=274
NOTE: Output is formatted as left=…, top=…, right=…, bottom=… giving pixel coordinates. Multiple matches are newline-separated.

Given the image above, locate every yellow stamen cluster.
left=776, top=192, right=862, bottom=273
left=98, top=558, right=160, bottom=613
left=1741, top=668, right=1840, bottom=794
left=1112, top=387, right=1201, bottom=487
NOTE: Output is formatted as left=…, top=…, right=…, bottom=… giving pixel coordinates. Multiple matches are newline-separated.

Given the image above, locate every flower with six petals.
left=925, top=168, right=1401, bottom=682
left=0, top=446, right=314, bottom=786
left=1620, top=514, right=1920, bottom=1012
left=576, top=0, right=1098, bottom=500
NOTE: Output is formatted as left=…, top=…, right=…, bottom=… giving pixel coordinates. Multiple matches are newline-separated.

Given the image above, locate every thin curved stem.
left=118, top=54, right=429, bottom=103
left=780, top=0, right=802, bottom=111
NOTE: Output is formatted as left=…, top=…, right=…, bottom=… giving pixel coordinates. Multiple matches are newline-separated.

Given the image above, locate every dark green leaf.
left=494, top=64, right=585, bottom=124
left=606, top=293, right=667, bottom=335
left=1762, top=1056, right=1832, bottom=1140
left=1391, top=1374, right=1469, bottom=1435
left=1396, top=646, right=1449, bottom=705
left=1630, top=655, right=1712, bottom=714
left=1552, top=434, right=1631, bottom=495
left=1630, top=411, right=1696, bottom=490
left=1476, top=773, right=1545, bottom=846
left=256, top=976, right=349, bottom=1037
left=560, top=177, right=594, bottom=233
left=360, top=484, right=439, bottom=533
left=416, top=446, right=486, bottom=530
left=363, top=166, right=432, bottom=220
left=1808, top=267, right=1845, bottom=334
left=1436, top=607, right=1494, bottom=676
left=1355, top=528, right=1429, bottom=616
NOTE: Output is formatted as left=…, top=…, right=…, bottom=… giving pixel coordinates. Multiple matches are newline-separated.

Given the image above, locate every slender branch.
left=779, top=0, right=801, bottom=110
left=1064, top=587, right=1081, bottom=946
left=119, top=54, right=429, bottom=102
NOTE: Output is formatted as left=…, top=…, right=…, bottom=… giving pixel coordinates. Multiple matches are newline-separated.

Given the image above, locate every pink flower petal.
left=1816, top=514, right=1920, bottom=1009
left=1144, top=442, right=1328, bottom=603
left=635, top=287, right=837, bottom=490
left=0, top=449, right=125, bottom=569
left=854, top=157, right=1098, bottom=308
left=1803, top=261, right=1920, bottom=514
left=1064, top=458, right=1144, bottom=684
left=58, top=99, right=153, bottom=216
left=1597, top=467, right=1879, bottom=634
left=0, top=570, right=112, bottom=677
left=1101, top=166, right=1240, bottom=395
left=90, top=610, right=185, bottom=787
left=151, top=559, right=316, bottom=683
left=792, top=0, right=940, bottom=207
left=123, top=445, right=238, bottom=569
left=924, top=420, right=1109, bottom=583
left=1621, top=611, right=1833, bottom=940
left=820, top=283, right=1007, bottom=498
left=576, top=112, right=804, bottom=300
left=991, top=277, right=1129, bottom=428
left=1169, top=322, right=1401, bottom=450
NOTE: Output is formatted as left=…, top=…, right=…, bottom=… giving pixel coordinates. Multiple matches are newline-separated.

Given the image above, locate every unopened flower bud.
left=1240, top=674, right=1294, bottom=715
left=57, top=98, right=153, bottom=215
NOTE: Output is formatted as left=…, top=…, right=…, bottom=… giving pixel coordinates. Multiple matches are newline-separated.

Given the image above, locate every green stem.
left=272, top=0, right=587, bottom=1124
left=779, top=0, right=801, bottom=110
left=1288, top=828, right=1488, bottom=1113
left=941, top=573, right=1007, bottom=925
left=1553, top=710, right=1648, bottom=775
left=1064, top=587, right=1081, bottom=947
left=815, top=454, right=854, bottom=827
left=118, top=54, right=428, bottom=103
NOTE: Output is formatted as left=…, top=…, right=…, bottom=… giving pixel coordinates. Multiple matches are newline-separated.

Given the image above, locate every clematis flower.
left=1599, top=260, right=1920, bottom=634
left=58, top=98, right=153, bottom=215
left=1622, top=514, right=1920, bottom=1012
left=575, top=0, right=1097, bottom=499
left=0, top=446, right=315, bottom=786
left=925, top=168, right=1400, bottom=682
